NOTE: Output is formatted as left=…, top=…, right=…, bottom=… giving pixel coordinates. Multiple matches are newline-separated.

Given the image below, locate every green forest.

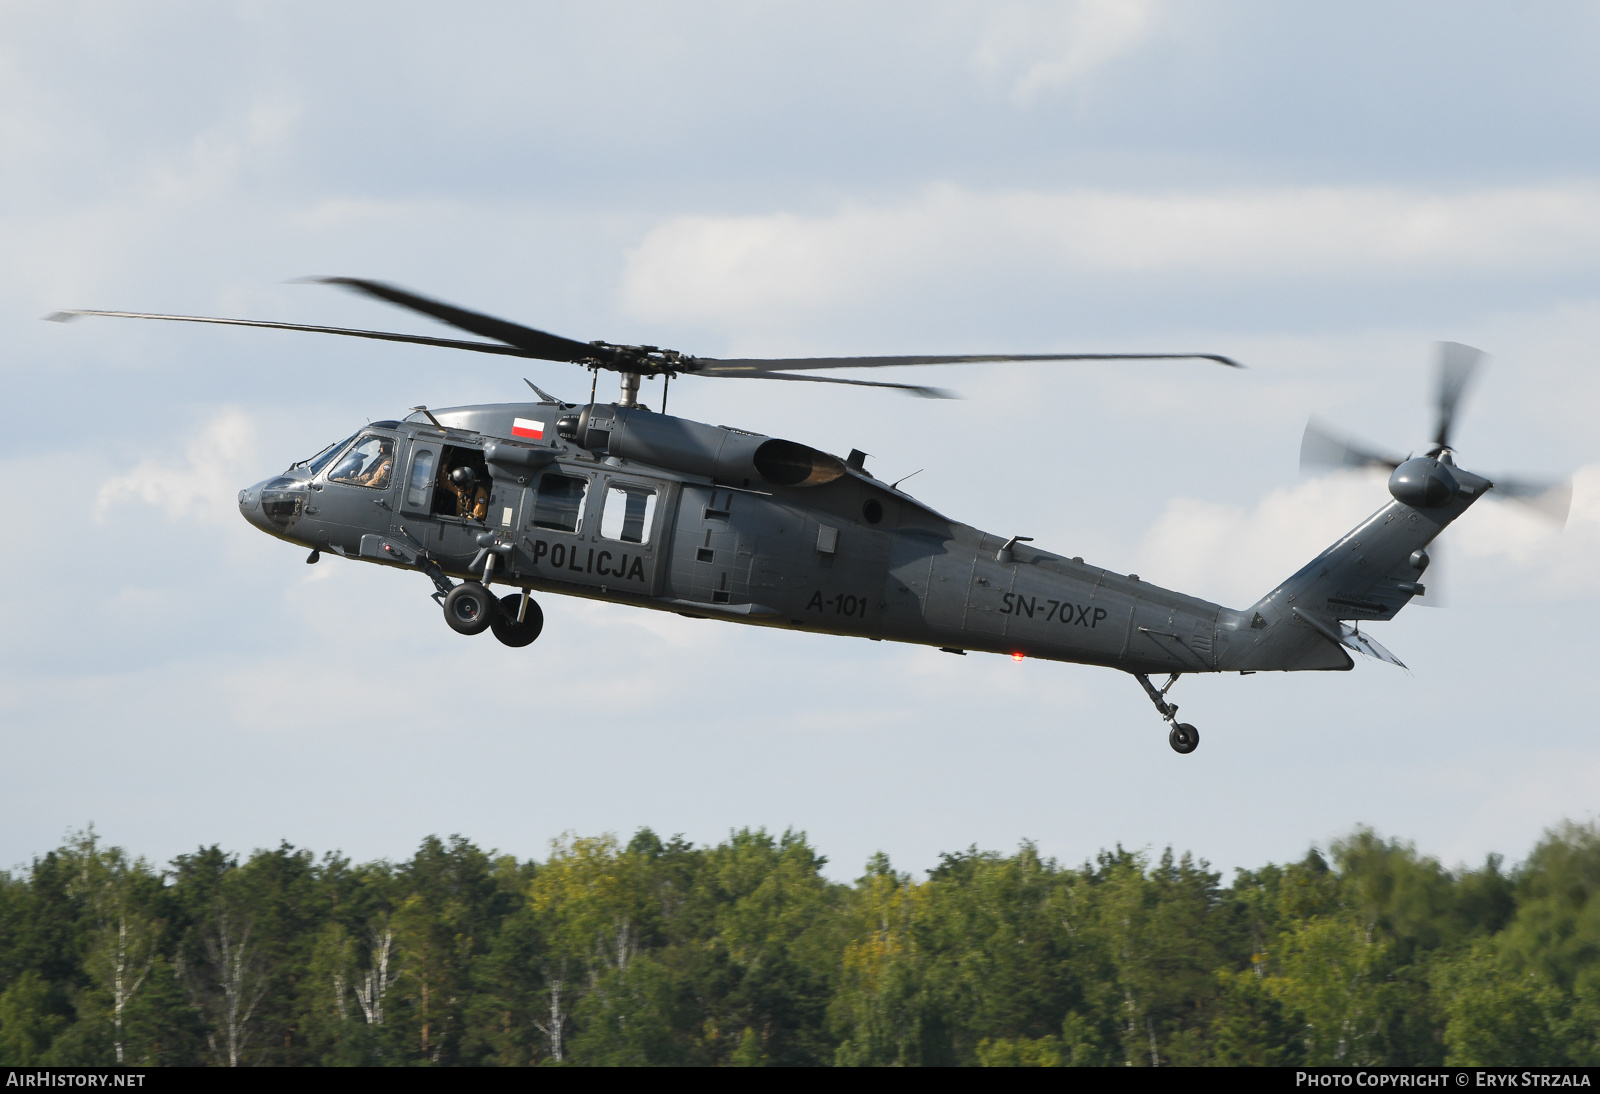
left=1, top=822, right=1597, bottom=1067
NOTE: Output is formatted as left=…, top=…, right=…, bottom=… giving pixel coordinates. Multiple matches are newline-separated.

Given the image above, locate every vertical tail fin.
left=1216, top=465, right=1491, bottom=672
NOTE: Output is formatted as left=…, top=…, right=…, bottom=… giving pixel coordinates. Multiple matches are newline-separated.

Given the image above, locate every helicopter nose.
left=238, top=480, right=271, bottom=532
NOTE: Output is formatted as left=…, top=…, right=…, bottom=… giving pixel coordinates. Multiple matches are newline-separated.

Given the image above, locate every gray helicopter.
left=53, top=280, right=1565, bottom=753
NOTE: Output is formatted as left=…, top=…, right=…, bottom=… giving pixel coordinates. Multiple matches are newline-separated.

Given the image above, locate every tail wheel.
left=1168, top=723, right=1199, bottom=755
left=491, top=594, right=544, bottom=648
left=443, top=582, right=494, bottom=635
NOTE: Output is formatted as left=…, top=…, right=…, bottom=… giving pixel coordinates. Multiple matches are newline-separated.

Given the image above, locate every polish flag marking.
left=512, top=418, right=545, bottom=440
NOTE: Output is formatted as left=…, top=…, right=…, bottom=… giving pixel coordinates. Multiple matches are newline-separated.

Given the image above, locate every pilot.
left=445, top=466, right=489, bottom=521
left=355, top=440, right=395, bottom=489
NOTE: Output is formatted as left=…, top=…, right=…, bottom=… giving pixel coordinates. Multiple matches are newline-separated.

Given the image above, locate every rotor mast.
left=617, top=370, right=642, bottom=408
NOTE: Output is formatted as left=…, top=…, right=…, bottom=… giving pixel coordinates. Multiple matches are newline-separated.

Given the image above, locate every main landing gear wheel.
left=491, top=594, right=544, bottom=648
left=1134, top=672, right=1202, bottom=755
left=443, top=581, right=494, bottom=635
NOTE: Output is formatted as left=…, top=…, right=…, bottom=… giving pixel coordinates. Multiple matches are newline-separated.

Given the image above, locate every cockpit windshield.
left=295, top=434, right=358, bottom=476
left=328, top=435, right=397, bottom=489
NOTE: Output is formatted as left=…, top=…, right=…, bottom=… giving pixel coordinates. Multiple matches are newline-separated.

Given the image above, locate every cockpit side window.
left=532, top=472, right=589, bottom=533
left=327, top=435, right=397, bottom=490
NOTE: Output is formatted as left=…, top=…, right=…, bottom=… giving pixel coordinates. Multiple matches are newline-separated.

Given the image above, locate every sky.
left=3, top=0, right=1598, bottom=882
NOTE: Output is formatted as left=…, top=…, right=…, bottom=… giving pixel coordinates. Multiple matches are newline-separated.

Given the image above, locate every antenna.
left=523, top=378, right=562, bottom=403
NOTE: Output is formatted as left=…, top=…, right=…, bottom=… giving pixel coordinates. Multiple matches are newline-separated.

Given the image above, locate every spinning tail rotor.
left=1298, top=342, right=1573, bottom=606
left=1299, top=342, right=1573, bottom=525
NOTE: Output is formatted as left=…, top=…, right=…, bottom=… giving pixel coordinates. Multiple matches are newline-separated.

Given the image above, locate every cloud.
left=96, top=408, right=261, bottom=524
left=621, top=183, right=1600, bottom=328
left=135, top=95, right=302, bottom=208
left=973, top=0, right=1159, bottom=106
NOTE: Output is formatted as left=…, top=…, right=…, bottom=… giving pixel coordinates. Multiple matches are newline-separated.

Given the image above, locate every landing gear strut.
left=1134, top=672, right=1201, bottom=755
left=417, top=557, right=454, bottom=602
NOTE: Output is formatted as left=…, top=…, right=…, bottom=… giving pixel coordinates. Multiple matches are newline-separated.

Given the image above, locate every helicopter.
left=51, top=279, right=1560, bottom=754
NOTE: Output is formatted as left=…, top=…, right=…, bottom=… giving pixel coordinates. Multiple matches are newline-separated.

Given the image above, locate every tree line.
left=1, top=821, right=1597, bottom=1066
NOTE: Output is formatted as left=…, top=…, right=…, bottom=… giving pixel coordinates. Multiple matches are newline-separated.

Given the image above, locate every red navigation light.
left=1011, top=652, right=1024, bottom=662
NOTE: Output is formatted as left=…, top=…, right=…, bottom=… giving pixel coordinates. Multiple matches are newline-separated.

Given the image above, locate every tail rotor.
left=1298, top=342, right=1573, bottom=605
left=1429, top=341, right=1487, bottom=458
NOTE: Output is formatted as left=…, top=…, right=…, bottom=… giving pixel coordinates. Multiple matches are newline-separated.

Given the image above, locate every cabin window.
left=600, top=484, right=657, bottom=544
left=532, top=473, right=589, bottom=533
left=327, top=435, right=396, bottom=489
left=406, top=448, right=435, bottom=509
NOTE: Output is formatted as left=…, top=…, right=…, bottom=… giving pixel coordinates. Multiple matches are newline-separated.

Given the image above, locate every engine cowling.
left=483, top=440, right=557, bottom=484
left=565, top=406, right=846, bottom=489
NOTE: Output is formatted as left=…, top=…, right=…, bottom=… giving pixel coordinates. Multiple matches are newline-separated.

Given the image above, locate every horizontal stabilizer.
left=1292, top=608, right=1406, bottom=670
left=1339, top=623, right=1406, bottom=669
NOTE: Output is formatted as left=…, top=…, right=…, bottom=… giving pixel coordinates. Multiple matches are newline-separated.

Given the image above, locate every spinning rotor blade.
left=1299, top=418, right=1405, bottom=472
left=1434, top=341, right=1486, bottom=452
left=713, top=370, right=955, bottom=398
left=311, top=277, right=608, bottom=364
left=1416, top=541, right=1447, bottom=608
left=326, top=279, right=1241, bottom=376
left=1404, top=475, right=1569, bottom=609
left=1493, top=475, right=1573, bottom=525
left=53, top=277, right=1241, bottom=400
left=46, top=310, right=542, bottom=358
left=694, top=351, right=1241, bottom=375
left=318, top=279, right=1240, bottom=381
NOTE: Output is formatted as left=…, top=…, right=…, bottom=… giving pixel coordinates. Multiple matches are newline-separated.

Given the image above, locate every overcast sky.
left=3, top=0, right=1598, bottom=880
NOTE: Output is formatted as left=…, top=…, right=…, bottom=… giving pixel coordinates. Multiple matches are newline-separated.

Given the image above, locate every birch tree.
left=64, top=830, right=158, bottom=1065
left=93, top=911, right=155, bottom=1064
left=533, top=960, right=569, bottom=1062
left=181, top=906, right=268, bottom=1066
left=526, top=833, right=646, bottom=1061
left=354, top=923, right=396, bottom=1026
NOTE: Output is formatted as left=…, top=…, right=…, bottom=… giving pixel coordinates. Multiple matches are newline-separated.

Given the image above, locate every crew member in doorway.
left=445, top=466, right=489, bottom=521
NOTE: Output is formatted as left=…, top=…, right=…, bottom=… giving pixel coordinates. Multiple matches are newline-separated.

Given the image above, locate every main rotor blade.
left=310, top=277, right=609, bottom=364
left=1299, top=418, right=1405, bottom=472
left=693, top=351, right=1241, bottom=375
left=1434, top=341, right=1486, bottom=451
left=57, top=280, right=1239, bottom=399
left=710, top=370, right=955, bottom=398
left=1493, top=475, right=1573, bottom=525
left=46, top=310, right=541, bottom=358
